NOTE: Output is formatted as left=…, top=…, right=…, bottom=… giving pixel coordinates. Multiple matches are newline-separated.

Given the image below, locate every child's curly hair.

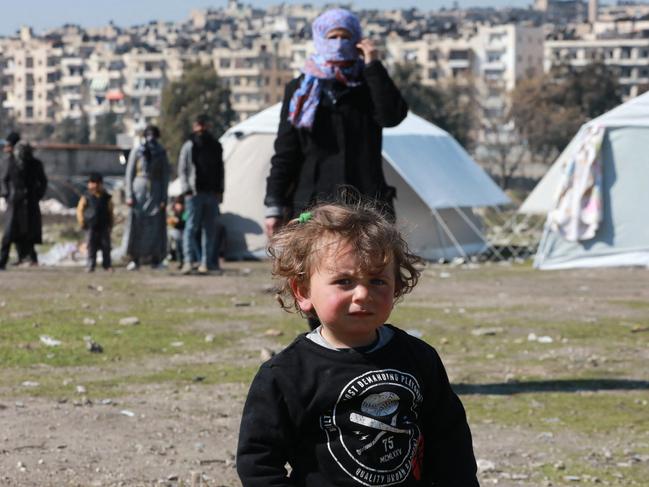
left=268, top=202, right=422, bottom=315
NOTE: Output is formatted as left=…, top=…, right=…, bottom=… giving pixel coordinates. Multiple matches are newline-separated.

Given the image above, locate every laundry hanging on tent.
left=547, top=125, right=605, bottom=242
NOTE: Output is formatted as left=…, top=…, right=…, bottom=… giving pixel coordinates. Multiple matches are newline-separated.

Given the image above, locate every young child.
left=167, top=195, right=186, bottom=268
left=236, top=203, right=479, bottom=486
left=76, top=172, right=114, bottom=272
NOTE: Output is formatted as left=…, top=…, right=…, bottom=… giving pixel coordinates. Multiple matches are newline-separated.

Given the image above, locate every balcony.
left=133, top=69, right=165, bottom=79
left=483, top=61, right=506, bottom=71
left=61, top=75, right=84, bottom=86
left=128, top=86, right=162, bottom=97
left=447, top=58, right=471, bottom=69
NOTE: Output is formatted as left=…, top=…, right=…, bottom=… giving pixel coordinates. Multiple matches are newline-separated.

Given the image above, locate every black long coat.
left=264, top=61, right=408, bottom=215
left=0, top=150, right=47, bottom=245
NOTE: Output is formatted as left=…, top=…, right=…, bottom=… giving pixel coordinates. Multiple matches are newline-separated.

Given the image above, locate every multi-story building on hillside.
left=212, top=39, right=293, bottom=121
left=545, top=37, right=649, bottom=99
left=1, top=27, right=62, bottom=125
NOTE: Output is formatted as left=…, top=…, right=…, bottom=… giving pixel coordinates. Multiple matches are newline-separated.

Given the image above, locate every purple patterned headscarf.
left=288, top=9, right=365, bottom=130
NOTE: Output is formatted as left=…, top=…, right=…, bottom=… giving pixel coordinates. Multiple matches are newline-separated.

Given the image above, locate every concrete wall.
left=33, top=143, right=126, bottom=177
left=31, top=144, right=127, bottom=207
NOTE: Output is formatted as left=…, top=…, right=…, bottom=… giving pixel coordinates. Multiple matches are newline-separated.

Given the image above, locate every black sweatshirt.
left=236, top=325, right=479, bottom=487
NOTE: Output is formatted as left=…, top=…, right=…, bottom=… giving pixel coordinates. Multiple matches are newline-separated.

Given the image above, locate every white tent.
left=219, top=103, right=510, bottom=260
left=520, top=92, right=649, bottom=269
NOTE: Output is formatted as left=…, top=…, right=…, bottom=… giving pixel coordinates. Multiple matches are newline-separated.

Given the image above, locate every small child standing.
left=167, top=195, right=186, bottom=268
left=236, top=203, right=479, bottom=486
left=76, top=172, right=114, bottom=272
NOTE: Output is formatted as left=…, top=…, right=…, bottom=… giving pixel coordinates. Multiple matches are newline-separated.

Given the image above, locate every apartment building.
left=85, top=48, right=127, bottom=135
left=385, top=24, right=544, bottom=92
left=385, top=33, right=475, bottom=88
left=212, top=39, right=293, bottom=121
left=545, top=37, right=649, bottom=99
left=1, top=27, right=62, bottom=125
left=59, top=56, right=85, bottom=120
left=472, top=24, right=545, bottom=92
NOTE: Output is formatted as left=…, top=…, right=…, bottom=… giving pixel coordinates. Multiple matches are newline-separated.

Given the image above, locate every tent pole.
left=452, top=204, right=506, bottom=261
left=430, top=208, right=468, bottom=261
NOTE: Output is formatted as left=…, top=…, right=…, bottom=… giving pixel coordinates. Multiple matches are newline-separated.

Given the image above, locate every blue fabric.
left=183, top=192, right=220, bottom=268
left=288, top=9, right=364, bottom=129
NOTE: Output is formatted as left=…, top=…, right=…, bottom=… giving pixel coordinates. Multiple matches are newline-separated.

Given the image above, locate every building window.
left=26, top=57, right=34, bottom=68
left=449, top=50, right=469, bottom=60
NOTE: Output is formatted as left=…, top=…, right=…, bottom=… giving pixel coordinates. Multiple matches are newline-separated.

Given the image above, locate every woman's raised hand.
left=356, top=38, right=378, bottom=63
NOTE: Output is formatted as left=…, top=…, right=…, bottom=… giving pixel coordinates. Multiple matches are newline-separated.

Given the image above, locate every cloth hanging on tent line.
left=547, top=124, right=605, bottom=242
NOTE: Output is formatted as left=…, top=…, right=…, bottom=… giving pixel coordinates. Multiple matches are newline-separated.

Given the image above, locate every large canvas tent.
left=218, top=103, right=509, bottom=260
left=520, top=92, right=649, bottom=269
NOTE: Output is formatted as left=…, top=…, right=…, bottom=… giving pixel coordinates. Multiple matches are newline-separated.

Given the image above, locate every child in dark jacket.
left=167, top=195, right=186, bottom=267
left=76, top=172, right=114, bottom=272
left=236, top=202, right=479, bottom=487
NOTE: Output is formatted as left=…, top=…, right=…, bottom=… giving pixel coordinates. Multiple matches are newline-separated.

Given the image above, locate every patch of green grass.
left=464, top=391, right=648, bottom=435
left=609, top=299, right=649, bottom=310
left=0, top=306, right=244, bottom=367
left=4, top=363, right=259, bottom=399
left=536, top=452, right=649, bottom=485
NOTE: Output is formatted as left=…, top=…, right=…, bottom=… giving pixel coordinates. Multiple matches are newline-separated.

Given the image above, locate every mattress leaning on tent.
left=519, top=91, right=649, bottom=269
left=217, top=103, right=510, bottom=261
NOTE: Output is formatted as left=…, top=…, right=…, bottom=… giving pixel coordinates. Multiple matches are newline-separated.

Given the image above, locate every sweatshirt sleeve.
left=161, top=149, right=170, bottom=203
left=236, top=364, right=296, bottom=487
left=363, top=61, right=409, bottom=128
left=423, top=349, right=479, bottom=486
left=125, top=147, right=138, bottom=201
left=264, top=80, right=304, bottom=212
left=107, top=197, right=115, bottom=228
left=215, top=139, right=224, bottom=195
left=76, top=195, right=87, bottom=229
left=178, top=141, right=192, bottom=195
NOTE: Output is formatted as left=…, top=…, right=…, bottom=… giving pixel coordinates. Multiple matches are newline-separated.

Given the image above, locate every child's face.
left=293, top=239, right=395, bottom=347
left=88, top=181, right=100, bottom=192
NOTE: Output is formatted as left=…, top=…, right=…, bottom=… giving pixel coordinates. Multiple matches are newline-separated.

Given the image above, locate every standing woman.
left=264, top=8, right=408, bottom=237
left=124, top=125, right=170, bottom=269
left=0, top=134, right=47, bottom=270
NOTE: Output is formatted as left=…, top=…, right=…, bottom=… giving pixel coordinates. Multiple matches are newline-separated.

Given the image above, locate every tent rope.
left=430, top=208, right=468, bottom=261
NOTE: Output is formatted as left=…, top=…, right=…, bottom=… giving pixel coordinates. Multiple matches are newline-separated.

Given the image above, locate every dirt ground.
left=1, top=262, right=648, bottom=486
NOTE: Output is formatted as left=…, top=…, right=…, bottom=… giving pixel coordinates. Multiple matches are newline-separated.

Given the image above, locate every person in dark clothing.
left=76, top=172, right=114, bottom=272
left=177, top=114, right=224, bottom=275
left=0, top=133, right=48, bottom=270
left=264, top=8, right=408, bottom=239
left=237, top=203, right=479, bottom=487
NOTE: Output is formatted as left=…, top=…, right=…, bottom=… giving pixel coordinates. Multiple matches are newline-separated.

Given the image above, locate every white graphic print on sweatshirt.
left=320, top=369, right=424, bottom=486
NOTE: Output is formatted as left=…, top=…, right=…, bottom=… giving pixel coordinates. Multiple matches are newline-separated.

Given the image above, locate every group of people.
left=2, top=8, right=481, bottom=484
left=121, top=114, right=225, bottom=275
left=0, top=114, right=225, bottom=274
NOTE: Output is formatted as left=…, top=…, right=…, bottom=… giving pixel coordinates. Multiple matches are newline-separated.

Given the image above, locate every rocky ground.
left=1, top=262, right=648, bottom=486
